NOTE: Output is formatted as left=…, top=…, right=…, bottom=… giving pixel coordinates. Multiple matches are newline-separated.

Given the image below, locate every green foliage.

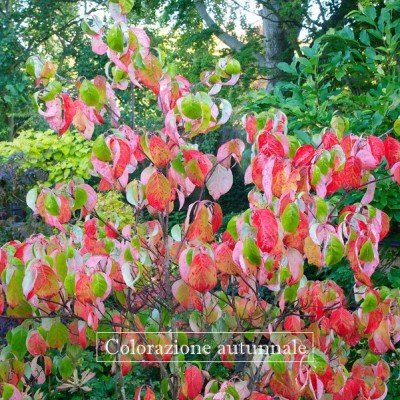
left=96, top=191, right=135, bottom=228
left=242, top=3, right=400, bottom=136
left=0, top=130, right=92, bottom=186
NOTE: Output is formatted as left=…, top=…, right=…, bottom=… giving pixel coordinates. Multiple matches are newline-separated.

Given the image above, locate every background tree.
left=0, top=0, right=105, bottom=140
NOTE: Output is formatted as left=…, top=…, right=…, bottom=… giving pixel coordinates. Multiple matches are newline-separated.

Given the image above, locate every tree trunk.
left=261, top=1, right=288, bottom=89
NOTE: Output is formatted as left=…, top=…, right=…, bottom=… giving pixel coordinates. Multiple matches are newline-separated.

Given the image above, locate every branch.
left=193, top=0, right=265, bottom=66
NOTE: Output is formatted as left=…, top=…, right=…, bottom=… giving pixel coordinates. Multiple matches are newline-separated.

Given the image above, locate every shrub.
left=0, top=129, right=92, bottom=186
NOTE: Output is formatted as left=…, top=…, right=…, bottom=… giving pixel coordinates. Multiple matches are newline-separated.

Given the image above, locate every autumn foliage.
left=0, top=1, right=399, bottom=399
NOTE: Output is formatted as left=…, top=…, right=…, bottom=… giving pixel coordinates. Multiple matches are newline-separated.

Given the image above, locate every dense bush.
left=0, top=130, right=92, bottom=186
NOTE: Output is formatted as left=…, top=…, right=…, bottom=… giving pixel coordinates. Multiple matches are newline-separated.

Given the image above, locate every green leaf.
left=171, top=156, right=185, bottom=174
left=362, top=292, right=378, bottom=312
left=225, top=58, right=241, bottom=75
left=307, top=349, right=328, bottom=375
left=2, top=383, right=15, bottom=400
left=59, top=356, right=74, bottom=379
left=107, top=25, right=124, bottom=53
left=92, top=273, right=108, bottom=297
left=311, top=165, right=321, bottom=185
left=316, top=197, right=328, bottom=222
left=177, top=331, right=188, bottom=346
left=64, top=273, right=76, bottom=296
left=243, top=237, right=261, bottom=265
left=55, top=252, right=68, bottom=280
left=388, top=269, right=400, bottom=288
left=119, top=0, right=134, bottom=13
left=10, top=326, right=28, bottom=360
left=181, top=94, right=202, bottom=120
left=79, top=79, right=100, bottom=107
left=360, top=30, right=370, bottom=46
left=73, top=187, right=88, bottom=210
left=277, top=62, right=295, bottom=74
left=6, top=269, right=24, bottom=308
left=325, top=235, right=344, bottom=266
left=92, top=135, right=112, bottom=162
left=171, top=224, right=182, bottom=241
left=359, top=239, right=374, bottom=262
left=227, top=216, right=238, bottom=241
left=47, top=322, right=69, bottom=349
left=394, top=118, right=400, bottom=136
left=41, top=80, right=62, bottom=102
left=161, top=378, right=170, bottom=399
left=330, top=115, right=348, bottom=138
left=268, top=353, right=286, bottom=374
left=316, top=152, right=330, bottom=174
left=225, top=386, right=240, bottom=400
left=281, top=203, right=299, bottom=233
left=44, top=193, right=60, bottom=216
left=25, top=56, right=43, bottom=77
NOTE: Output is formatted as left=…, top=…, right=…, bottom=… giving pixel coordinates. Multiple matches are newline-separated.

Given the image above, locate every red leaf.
left=329, top=307, right=355, bottom=337
left=252, top=209, right=278, bottom=253
left=184, top=366, right=203, bottom=399
left=367, top=136, right=384, bottom=164
left=283, top=315, right=301, bottom=332
left=27, top=331, right=48, bottom=356
left=379, top=211, right=390, bottom=240
left=245, top=114, right=257, bottom=143
left=44, top=356, right=52, bottom=375
left=146, top=171, right=172, bottom=212
left=391, top=161, right=400, bottom=184
left=293, top=144, right=315, bottom=167
left=110, top=137, right=131, bottom=179
left=384, top=136, right=400, bottom=167
left=149, top=136, right=172, bottom=168
left=29, top=264, right=59, bottom=300
left=249, top=393, right=274, bottom=400
left=188, top=253, right=217, bottom=292
left=341, top=134, right=358, bottom=157
left=258, top=133, right=285, bottom=157
left=172, top=279, right=203, bottom=311
left=186, top=204, right=214, bottom=243
left=134, top=386, right=156, bottom=400
left=340, top=156, right=362, bottom=189
left=322, top=130, right=339, bottom=149
left=211, top=203, right=223, bottom=233
left=76, top=274, right=95, bottom=303
left=0, top=248, right=7, bottom=275
left=215, top=243, right=241, bottom=275
left=184, top=150, right=212, bottom=187
left=217, top=139, right=245, bottom=167
left=365, top=308, right=383, bottom=334
left=59, top=93, right=76, bottom=135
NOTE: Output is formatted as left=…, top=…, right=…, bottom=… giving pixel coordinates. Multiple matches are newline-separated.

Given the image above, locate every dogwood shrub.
left=1, top=2, right=399, bottom=399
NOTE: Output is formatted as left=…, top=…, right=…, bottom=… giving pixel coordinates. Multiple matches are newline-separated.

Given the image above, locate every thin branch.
left=194, top=0, right=264, bottom=66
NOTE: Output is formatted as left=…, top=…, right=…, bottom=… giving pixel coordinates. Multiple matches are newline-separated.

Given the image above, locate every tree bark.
left=261, top=1, right=289, bottom=89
